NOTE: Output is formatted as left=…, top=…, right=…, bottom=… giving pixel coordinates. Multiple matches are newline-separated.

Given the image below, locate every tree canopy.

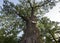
left=0, top=0, right=60, bottom=43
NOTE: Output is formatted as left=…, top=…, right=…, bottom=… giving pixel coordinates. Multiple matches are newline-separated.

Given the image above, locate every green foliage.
left=0, top=15, right=23, bottom=43
left=0, top=0, right=60, bottom=43
left=37, top=17, right=60, bottom=43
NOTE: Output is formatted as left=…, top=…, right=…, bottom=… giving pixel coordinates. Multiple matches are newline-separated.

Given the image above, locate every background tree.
left=37, top=17, right=60, bottom=43
left=0, top=15, right=22, bottom=43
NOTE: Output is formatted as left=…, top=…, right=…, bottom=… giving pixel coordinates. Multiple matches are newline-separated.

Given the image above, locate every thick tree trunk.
left=20, top=16, right=42, bottom=43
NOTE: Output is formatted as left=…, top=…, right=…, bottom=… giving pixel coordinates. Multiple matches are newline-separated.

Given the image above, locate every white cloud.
left=45, top=2, right=60, bottom=22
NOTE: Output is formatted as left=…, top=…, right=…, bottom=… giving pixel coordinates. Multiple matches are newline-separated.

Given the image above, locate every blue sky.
left=9, top=0, right=19, bottom=4
left=0, top=0, right=3, bottom=7
left=0, top=0, right=19, bottom=6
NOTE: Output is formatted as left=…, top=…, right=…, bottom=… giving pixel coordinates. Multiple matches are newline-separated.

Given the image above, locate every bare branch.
left=27, top=0, right=32, bottom=7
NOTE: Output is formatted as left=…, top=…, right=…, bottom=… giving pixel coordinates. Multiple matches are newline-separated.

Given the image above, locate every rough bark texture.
left=20, top=15, right=42, bottom=43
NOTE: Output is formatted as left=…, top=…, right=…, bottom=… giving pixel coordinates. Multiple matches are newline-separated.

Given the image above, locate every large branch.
left=48, top=29, right=58, bottom=43
left=14, top=7, right=30, bottom=21
left=17, top=13, right=29, bottom=21
left=27, top=0, right=32, bottom=8
left=27, top=0, right=34, bottom=17
left=27, top=0, right=51, bottom=17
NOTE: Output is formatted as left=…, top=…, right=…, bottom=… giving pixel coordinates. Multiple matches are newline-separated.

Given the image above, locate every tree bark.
left=20, top=15, right=42, bottom=43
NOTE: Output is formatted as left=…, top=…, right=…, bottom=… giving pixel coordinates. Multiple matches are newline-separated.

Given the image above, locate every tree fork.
left=20, top=2, right=43, bottom=42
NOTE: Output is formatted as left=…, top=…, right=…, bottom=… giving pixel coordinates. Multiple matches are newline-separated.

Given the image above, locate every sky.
left=0, top=0, right=60, bottom=36
left=45, top=2, right=60, bottom=22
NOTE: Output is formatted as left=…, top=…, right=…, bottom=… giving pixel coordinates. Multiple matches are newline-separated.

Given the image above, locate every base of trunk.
left=20, top=30, right=42, bottom=43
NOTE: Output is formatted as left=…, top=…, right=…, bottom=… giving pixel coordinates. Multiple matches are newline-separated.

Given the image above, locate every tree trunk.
left=20, top=16, right=42, bottom=43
